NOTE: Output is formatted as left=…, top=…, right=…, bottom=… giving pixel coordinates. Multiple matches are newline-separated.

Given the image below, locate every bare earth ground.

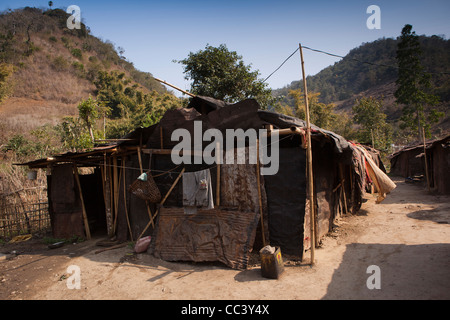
left=1, top=176, right=449, bottom=301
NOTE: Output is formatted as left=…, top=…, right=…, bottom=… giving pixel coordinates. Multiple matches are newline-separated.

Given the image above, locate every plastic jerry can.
left=260, top=246, right=284, bottom=279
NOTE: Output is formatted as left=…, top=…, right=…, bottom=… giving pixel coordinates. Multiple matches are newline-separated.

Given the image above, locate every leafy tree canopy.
left=177, top=44, right=275, bottom=109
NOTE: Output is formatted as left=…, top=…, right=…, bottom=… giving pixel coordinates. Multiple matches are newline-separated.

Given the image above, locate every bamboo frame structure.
left=256, top=139, right=266, bottom=246
left=122, top=156, right=133, bottom=241
left=137, top=167, right=186, bottom=240
left=422, top=127, right=430, bottom=192
left=137, top=147, right=155, bottom=229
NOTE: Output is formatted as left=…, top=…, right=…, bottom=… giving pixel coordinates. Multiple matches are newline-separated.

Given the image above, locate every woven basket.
left=128, top=172, right=161, bottom=203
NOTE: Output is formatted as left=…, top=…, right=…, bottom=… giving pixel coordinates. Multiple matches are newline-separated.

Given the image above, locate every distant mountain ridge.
left=273, top=35, right=450, bottom=125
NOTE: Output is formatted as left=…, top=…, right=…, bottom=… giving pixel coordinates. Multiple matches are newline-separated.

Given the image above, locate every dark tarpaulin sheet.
left=263, top=147, right=307, bottom=257
left=149, top=207, right=260, bottom=270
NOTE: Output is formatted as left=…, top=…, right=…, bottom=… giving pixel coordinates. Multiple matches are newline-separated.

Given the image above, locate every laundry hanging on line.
left=182, top=169, right=214, bottom=214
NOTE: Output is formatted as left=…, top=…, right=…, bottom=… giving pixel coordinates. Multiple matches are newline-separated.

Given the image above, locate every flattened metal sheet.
left=149, top=207, right=260, bottom=269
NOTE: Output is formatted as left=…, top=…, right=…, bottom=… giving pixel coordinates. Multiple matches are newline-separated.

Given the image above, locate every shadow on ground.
left=322, top=243, right=450, bottom=300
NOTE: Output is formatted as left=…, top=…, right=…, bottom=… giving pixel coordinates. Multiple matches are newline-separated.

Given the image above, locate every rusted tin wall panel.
left=149, top=207, right=260, bottom=269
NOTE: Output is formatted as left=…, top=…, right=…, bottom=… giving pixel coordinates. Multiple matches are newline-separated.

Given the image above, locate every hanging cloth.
left=182, top=169, right=214, bottom=213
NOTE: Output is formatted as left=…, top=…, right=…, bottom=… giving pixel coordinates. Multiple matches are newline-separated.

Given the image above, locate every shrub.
left=52, top=55, right=68, bottom=71
left=71, top=48, right=82, bottom=60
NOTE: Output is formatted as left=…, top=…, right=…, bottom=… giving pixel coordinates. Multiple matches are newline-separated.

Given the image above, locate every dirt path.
left=1, top=176, right=449, bottom=300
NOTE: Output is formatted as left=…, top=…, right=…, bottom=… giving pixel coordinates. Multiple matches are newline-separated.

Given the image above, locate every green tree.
left=57, top=116, right=94, bottom=151
left=352, top=97, right=392, bottom=152
left=77, top=95, right=100, bottom=143
left=0, top=63, right=13, bottom=103
left=395, top=24, right=442, bottom=140
left=288, top=89, right=338, bottom=130
left=176, top=44, right=275, bottom=109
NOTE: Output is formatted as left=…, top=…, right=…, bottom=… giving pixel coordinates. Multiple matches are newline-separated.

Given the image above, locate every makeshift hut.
left=390, top=135, right=450, bottom=194
left=19, top=96, right=395, bottom=269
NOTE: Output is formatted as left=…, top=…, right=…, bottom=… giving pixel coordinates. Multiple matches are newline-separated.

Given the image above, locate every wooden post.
left=422, top=127, right=430, bottom=191
left=256, top=139, right=267, bottom=246
left=300, top=43, right=315, bottom=265
left=73, top=164, right=91, bottom=240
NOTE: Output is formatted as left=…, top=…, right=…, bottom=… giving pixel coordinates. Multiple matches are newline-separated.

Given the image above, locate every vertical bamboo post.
left=338, top=164, right=348, bottom=214
left=300, top=43, right=315, bottom=265
left=73, top=164, right=91, bottom=240
left=108, top=157, right=114, bottom=233
left=102, top=159, right=114, bottom=237
left=216, top=141, right=221, bottom=207
left=113, top=156, right=119, bottom=233
left=122, top=156, right=133, bottom=241
left=422, top=127, right=430, bottom=192
left=137, top=147, right=155, bottom=228
left=256, top=139, right=266, bottom=246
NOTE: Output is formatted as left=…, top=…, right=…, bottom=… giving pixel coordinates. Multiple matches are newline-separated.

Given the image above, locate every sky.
left=1, top=0, right=449, bottom=96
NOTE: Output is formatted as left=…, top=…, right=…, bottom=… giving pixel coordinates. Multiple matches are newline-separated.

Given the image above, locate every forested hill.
left=0, top=7, right=174, bottom=136
left=273, top=36, right=450, bottom=118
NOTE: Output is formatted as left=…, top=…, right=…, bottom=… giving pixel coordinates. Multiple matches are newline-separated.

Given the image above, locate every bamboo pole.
left=338, top=164, right=348, bottom=214
left=137, top=167, right=186, bottom=240
left=102, top=157, right=114, bottom=236
left=95, top=243, right=127, bottom=254
left=422, top=127, right=430, bottom=192
left=216, top=141, right=221, bottom=207
left=299, top=43, right=316, bottom=265
left=137, top=147, right=155, bottom=229
left=73, top=164, right=91, bottom=240
left=256, top=139, right=267, bottom=246
left=122, top=156, right=133, bottom=241
left=154, top=78, right=196, bottom=97
left=113, top=156, right=120, bottom=233
left=108, top=157, right=114, bottom=234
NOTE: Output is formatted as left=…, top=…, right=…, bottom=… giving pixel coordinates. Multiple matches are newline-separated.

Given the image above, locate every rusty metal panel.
left=51, top=211, right=84, bottom=239
left=149, top=207, right=260, bottom=269
left=220, top=150, right=265, bottom=212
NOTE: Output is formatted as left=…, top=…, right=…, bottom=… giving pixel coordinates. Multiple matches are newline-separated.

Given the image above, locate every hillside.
left=0, top=7, right=170, bottom=138
left=273, top=36, right=450, bottom=133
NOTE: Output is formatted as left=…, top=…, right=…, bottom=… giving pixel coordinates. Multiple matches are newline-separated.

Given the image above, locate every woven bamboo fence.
left=0, top=201, right=50, bottom=238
